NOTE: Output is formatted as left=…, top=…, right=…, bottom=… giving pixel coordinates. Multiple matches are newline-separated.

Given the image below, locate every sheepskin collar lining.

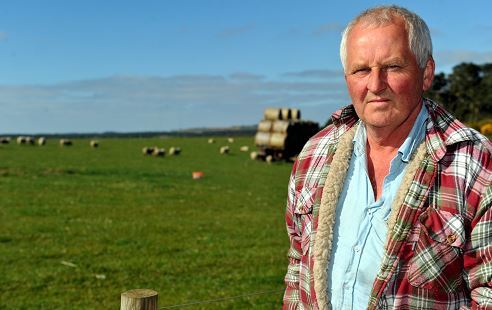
left=312, top=126, right=428, bottom=310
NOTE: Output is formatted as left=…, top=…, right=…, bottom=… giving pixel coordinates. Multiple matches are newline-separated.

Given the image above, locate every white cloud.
left=282, top=69, right=344, bottom=79
left=0, top=72, right=349, bottom=133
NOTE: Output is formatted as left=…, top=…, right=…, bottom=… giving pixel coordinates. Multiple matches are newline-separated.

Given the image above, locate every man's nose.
left=367, top=68, right=387, bottom=94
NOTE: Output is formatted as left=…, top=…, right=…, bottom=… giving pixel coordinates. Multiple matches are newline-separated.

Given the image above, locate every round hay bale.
left=290, top=108, right=301, bottom=120
left=270, top=132, right=287, bottom=149
left=280, top=108, right=291, bottom=120
left=38, top=137, right=46, bottom=146
left=257, top=120, right=273, bottom=132
left=90, top=140, right=99, bottom=148
left=254, top=132, right=271, bottom=146
left=0, top=137, right=10, bottom=144
left=272, top=120, right=290, bottom=133
left=264, top=108, right=282, bottom=120
left=208, top=138, right=215, bottom=144
left=228, top=137, right=235, bottom=143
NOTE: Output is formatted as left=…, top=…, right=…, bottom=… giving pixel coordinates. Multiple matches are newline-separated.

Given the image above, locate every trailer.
left=253, top=108, right=319, bottom=162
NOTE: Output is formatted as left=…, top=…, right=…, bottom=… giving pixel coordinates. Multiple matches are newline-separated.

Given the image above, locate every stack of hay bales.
left=254, top=108, right=318, bottom=160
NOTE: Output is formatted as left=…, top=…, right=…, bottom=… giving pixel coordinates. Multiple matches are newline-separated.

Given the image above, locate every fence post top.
left=122, top=289, right=158, bottom=298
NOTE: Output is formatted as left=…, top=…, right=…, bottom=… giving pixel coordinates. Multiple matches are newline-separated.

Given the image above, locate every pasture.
left=0, top=136, right=292, bottom=309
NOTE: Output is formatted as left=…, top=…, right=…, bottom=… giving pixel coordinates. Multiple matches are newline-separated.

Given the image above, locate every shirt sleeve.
left=465, top=184, right=492, bottom=309
left=283, top=160, right=303, bottom=309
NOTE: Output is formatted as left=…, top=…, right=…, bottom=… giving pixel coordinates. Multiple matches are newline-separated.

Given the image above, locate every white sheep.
left=219, top=146, right=230, bottom=154
left=152, top=147, right=166, bottom=157
left=169, top=147, right=181, bottom=155
left=59, top=139, right=72, bottom=146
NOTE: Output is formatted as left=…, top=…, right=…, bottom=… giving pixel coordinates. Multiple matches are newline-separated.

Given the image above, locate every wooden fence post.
left=121, top=289, right=158, bottom=310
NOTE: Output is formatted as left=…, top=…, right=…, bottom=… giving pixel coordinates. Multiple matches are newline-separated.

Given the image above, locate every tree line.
left=425, top=62, right=492, bottom=123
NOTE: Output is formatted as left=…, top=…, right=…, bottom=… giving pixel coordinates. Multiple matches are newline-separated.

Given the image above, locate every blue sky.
left=1, top=0, right=491, bottom=134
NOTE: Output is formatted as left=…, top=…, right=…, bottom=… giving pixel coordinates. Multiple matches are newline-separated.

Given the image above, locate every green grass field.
left=0, top=136, right=292, bottom=309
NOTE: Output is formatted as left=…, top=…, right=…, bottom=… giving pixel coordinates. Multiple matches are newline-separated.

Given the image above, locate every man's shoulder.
left=425, top=100, right=492, bottom=173
left=297, top=124, right=338, bottom=161
left=426, top=99, right=492, bottom=154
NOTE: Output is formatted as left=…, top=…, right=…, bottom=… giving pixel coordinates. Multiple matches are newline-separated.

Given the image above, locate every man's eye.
left=353, top=68, right=370, bottom=74
left=386, top=65, right=401, bottom=71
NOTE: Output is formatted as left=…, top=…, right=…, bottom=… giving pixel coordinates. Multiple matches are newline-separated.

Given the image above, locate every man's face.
left=344, top=18, right=434, bottom=133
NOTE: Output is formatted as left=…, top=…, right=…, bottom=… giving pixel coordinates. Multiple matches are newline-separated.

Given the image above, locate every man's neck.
left=365, top=103, right=423, bottom=152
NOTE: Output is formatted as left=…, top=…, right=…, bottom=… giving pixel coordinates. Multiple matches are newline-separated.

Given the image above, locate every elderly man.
left=283, top=5, right=492, bottom=310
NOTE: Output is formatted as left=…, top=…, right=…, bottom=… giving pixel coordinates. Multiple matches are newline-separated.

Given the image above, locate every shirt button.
left=446, top=233, right=457, bottom=244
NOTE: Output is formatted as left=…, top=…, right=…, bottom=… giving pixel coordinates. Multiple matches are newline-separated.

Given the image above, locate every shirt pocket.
left=408, top=207, right=465, bottom=293
left=294, top=187, right=315, bottom=255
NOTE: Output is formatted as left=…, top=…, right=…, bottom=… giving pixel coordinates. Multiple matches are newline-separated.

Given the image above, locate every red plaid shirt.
left=284, top=99, right=492, bottom=309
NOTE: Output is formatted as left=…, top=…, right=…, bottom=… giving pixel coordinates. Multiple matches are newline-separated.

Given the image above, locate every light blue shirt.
left=327, top=105, right=428, bottom=309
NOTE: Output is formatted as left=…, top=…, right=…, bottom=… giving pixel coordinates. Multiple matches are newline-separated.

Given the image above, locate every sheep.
left=208, top=138, right=215, bottom=144
left=59, top=139, right=72, bottom=146
left=250, top=151, right=258, bottom=160
left=239, top=145, right=249, bottom=152
left=90, top=140, right=99, bottom=148
left=38, top=137, right=46, bottom=146
left=266, top=155, right=273, bottom=163
left=219, top=146, right=230, bottom=154
left=142, top=147, right=154, bottom=155
left=169, top=146, right=181, bottom=155
left=17, top=136, right=34, bottom=145
left=152, top=147, right=166, bottom=157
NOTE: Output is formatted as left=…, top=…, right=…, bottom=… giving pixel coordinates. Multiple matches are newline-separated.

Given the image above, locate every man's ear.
left=422, top=57, right=435, bottom=91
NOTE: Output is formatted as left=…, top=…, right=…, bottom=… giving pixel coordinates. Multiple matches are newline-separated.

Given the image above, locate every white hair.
left=340, top=5, right=433, bottom=72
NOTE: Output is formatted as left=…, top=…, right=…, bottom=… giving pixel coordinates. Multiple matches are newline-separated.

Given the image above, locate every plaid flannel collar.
left=329, top=98, right=479, bottom=163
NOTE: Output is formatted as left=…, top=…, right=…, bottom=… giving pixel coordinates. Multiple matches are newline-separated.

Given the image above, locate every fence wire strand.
left=159, top=288, right=285, bottom=309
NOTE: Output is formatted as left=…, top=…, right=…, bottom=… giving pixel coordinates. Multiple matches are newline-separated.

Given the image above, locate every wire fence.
left=158, top=288, right=285, bottom=309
